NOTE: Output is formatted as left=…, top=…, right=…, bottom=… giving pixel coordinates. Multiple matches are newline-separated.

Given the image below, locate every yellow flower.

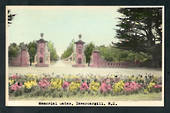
left=30, top=80, right=37, bottom=86
left=144, top=89, right=149, bottom=94
left=24, top=81, right=32, bottom=89
left=50, top=78, right=63, bottom=89
left=25, top=74, right=33, bottom=78
left=147, top=82, right=156, bottom=91
left=9, top=79, right=14, bottom=85
left=69, top=81, right=80, bottom=92
left=89, top=81, right=100, bottom=92
left=113, top=80, right=124, bottom=94
left=24, top=80, right=37, bottom=89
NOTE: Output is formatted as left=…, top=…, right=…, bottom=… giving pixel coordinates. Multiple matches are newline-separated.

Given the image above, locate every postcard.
left=6, top=6, right=164, bottom=106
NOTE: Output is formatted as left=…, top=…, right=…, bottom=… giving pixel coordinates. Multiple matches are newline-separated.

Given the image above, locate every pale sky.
left=7, top=6, right=121, bottom=56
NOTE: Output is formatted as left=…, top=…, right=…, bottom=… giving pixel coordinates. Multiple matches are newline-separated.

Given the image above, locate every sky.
left=7, top=6, right=122, bottom=56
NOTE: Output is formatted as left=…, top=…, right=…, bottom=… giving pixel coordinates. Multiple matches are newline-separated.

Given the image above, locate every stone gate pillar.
left=20, top=45, right=30, bottom=66
left=72, top=34, right=86, bottom=67
left=90, top=50, right=100, bottom=67
left=35, top=33, right=50, bottom=67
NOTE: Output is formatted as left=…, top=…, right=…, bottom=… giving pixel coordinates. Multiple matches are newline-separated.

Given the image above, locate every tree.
left=48, top=41, right=59, bottom=61
left=113, top=8, right=162, bottom=67
left=97, top=45, right=151, bottom=63
left=97, top=45, right=114, bottom=62
left=84, top=42, right=95, bottom=65
left=8, top=43, right=20, bottom=58
left=27, top=41, right=37, bottom=66
left=61, top=39, right=74, bottom=59
left=8, top=9, right=16, bottom=25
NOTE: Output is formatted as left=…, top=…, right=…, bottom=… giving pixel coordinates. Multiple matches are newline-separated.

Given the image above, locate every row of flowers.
left=8, top=74, right=162, bottom=97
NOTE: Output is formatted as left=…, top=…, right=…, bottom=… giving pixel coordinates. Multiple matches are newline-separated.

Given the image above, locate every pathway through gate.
left=51, top=60, right=72, bottom=67
left=9, top=60, right=162, bottom=77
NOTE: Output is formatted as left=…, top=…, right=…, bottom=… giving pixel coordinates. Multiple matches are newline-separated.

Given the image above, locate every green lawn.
left=9, top=92, right=162, bottom=101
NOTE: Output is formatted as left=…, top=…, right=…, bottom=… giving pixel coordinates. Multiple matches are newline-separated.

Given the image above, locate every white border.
left=5, top=6, right=164, bottom=107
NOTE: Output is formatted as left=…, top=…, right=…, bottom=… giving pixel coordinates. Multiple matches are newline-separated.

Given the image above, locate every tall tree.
left=27, top=41, right=37, bottom=66
left=113, top=8, right=162, bottom=67
left=84, top=42, right=95, bottom=65
left=61, top=39, right=75, bottom=59
left=48, top=41, right=59, bottom=61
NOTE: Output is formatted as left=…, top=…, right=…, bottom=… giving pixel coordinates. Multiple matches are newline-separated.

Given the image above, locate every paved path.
left=8, top=60, right=162, bottom=76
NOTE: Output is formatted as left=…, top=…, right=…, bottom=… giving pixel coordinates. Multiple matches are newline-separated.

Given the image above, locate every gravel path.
left=8, top=60, right=162, bottom=76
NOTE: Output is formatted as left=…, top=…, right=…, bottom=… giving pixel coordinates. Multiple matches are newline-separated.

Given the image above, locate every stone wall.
left=9, top=49, right=30, bottom=66
left=90, top=50, right=140, bottom=68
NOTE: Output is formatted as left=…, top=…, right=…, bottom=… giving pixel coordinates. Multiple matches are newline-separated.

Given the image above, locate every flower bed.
left=8, top=74, right=162, bottom=98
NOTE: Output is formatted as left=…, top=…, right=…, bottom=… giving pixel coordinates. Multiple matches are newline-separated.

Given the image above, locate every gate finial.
left=78, top=34, right=82, bottom=40
left=40, top=33, right=44, bottom=38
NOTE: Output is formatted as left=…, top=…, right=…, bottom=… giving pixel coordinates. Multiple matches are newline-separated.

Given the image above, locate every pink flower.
left=10, top=75, right=20, bottom=79
left=10, top=82, right=22, bottom=91
left=154, top=84, right=162, bottom=89
left=38, top=78, right=50, bottom=89
left=107, top=84, right=112, bottom=91
left=105, top=79, right=111, bottom=84
left=100, top=82, right=107, bottom=93
left=124, top=81, right=141, bottom=92
left=100, top=82, right=112, bottom=93
left=80, top=82, right=89, bottom=91
left=62, top=81, right=70, bottom=89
